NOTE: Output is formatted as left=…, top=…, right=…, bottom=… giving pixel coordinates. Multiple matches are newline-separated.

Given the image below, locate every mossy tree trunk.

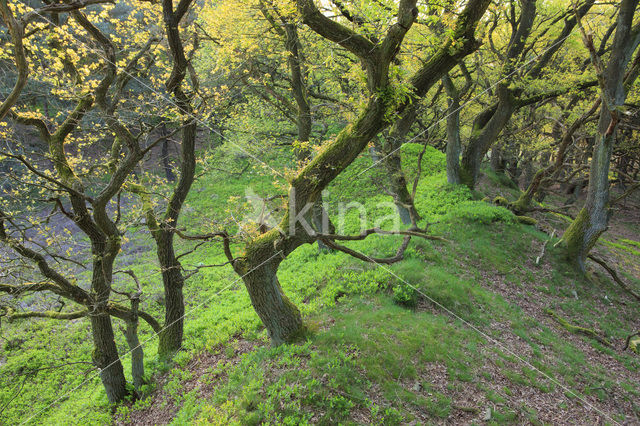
left=230, top=0, right=490, bottom=344
left=563, top=0, right=640, bottom=270
left=442, top=69, right=471, bottom=185
left=234, top=239, right=304, bottom=345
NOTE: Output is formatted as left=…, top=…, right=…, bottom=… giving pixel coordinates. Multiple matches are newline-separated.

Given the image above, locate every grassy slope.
left=1, top=145, right=639, bottom=424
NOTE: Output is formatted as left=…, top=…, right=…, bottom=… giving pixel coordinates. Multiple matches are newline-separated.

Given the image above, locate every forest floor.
left=1, top=145, right=639, bottom=425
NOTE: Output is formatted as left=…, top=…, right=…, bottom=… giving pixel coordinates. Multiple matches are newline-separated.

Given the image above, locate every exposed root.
left=516, top=215, right=537, bottom=225
left=545, top=309, right=613, bottom=348
left=623, top=332, right=639, bottom=353
left=587, top=254, right=640, bottom=303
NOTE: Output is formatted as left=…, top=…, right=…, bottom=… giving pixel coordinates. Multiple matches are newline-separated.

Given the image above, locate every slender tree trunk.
left=378, top=138, right=419, bottom=224
left=490, top=145, right=504, bottom=172
left=445, top=98, right=462, bottom=184
left=520, top=150, right=535, bottom=188
left=160, top=123, right=176, bottom=183
left=155, top=118, right=196, bottom=358
left=125, top=324, right=144, bottom=391
left=122, top=299, right=144, bottom=391
left=443, top=75, right=463, bottom=185
left=156, top=228, right=185, bottom=357
left=377, top=107, right=421, bottom=225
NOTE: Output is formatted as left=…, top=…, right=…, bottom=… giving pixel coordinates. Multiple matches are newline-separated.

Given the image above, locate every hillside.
left=2, top=1, right=640, bottom=422
left=3, top=146, right=638, bottom=425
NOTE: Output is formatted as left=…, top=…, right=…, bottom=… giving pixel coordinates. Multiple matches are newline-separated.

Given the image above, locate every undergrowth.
left=1, top=144, right=639, bottom=425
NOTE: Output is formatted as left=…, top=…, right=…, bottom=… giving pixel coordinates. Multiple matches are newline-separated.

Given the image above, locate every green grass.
left=2, top=143, right=639, bottom=424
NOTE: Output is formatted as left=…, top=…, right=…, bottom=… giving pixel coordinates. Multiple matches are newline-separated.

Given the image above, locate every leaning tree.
left=0, top=0, right=202, bottom=401
left=211, top=0, right=492, bottom=345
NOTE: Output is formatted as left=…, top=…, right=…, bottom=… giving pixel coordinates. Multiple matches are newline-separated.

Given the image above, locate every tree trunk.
left=91, top=313, right=128, bottom=403
left=236, top=0, right=489, bottom=345
left=238, top=253, right=304, bottom=345
left=564, top=130, right=616, bottom=270
left=157, top=229, right=185, bottom=357
left=89, top=236, right=129, bottom=403
left=490, top=145, right=504, bottom=172
left=122, top=305, right=144, bottom=391
left=312, top=197, right=333, bottom=251
left=370, top=144, right=414, bottom=223
left=380, top=140, right=419, bottom=225
left=283, top=22, right=337, bottom=248
left=155, top=117, right=196, bottom=357
left=563, top=0, right=640, bottom=270
left=443, top=75, right=463, bottom=185
left=377, top=107, right=421, bottom=225
left=459, top=90, right=516, bottom=189
left=160, top=123, right=176, bottom=183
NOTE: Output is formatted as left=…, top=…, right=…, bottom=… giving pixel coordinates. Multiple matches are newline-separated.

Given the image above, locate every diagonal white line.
left=344, top=244, right=620, bottom=424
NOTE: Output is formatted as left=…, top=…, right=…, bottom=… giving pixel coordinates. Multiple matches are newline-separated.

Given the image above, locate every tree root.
left=516, top=215, right=537, bottom=225
left=587, top=254, right=640, bottom=303
left=623, top=332, right=640, bottom=353
left=545, top=309, right=613, bottom=347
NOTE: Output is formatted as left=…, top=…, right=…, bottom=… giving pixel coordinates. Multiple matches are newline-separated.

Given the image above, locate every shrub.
left=392, top=283, right=418, bottom=308
left=414, top=174, right=474, bottom=219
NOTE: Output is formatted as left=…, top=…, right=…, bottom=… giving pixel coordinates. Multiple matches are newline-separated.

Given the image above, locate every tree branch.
left=0, top=0, right=27, bottom=121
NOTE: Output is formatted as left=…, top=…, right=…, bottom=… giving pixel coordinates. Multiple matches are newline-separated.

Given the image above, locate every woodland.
left=0, top=0, right=639, bottom=424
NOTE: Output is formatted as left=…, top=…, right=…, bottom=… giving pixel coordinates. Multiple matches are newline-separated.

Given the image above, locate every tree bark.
left=160, top=123, right=176, bottom=183
left=563, top=0, right=640, bottom=270
left=155, top=120, right=196, bottom=358
left=239, top=257, right=304, bottom=345
left=90, top=248, right=128, bottom=403
left=490, top=145, right=504, bottom=172
left=459, top=89, right=516, bottom=188
left=91, top=313, right=128, bottom=403
left=156, top=226, right=186, bottom=356
left=443, top=74, right=464, bottom=184
left=122, top=297, right=144, bottom=391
